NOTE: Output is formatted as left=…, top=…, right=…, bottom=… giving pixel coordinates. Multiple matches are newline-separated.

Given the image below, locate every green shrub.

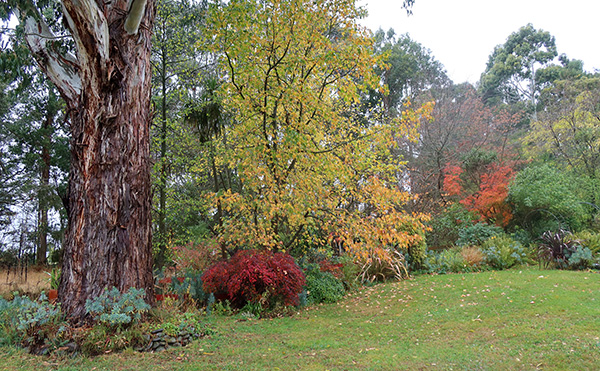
left=568, top=246, right=594, bottom=270
left=303, top=264, right=345, bottom=304
left=398, top=221, right=428, bottom=270
left=85, top=287, right=150, bottom=328
left=456, top=222, right=503, bottom=247
left=508, top=164, right=589, bottom=235
left=0, top=293, right=64, bottom=349
left=79, top=322, right=146, bottom=356
left=481, top=235, right=526, bottom=270
left=571, top=230, right=600, bottom=255
left=422, top=247, right=469, bottom=274
left=427, top=204, right=478, bottom=249
left=332, top=255, right=361, bottom=291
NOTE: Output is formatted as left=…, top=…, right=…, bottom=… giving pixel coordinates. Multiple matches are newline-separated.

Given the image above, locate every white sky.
left=359, top=0, right=600, bottom=84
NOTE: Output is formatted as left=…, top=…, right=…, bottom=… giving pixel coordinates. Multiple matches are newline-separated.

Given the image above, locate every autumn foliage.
left=202, top=250, right=306, bottom=308
left=443, top=163, right=515, bottom=226
left=206, top=0, right=433, bottom=273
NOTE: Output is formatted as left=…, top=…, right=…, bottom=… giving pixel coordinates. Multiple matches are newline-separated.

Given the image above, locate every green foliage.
left=480, top=23, right=557, bottom=105
left=527, top=78, right=600, bottom=186
left=0, top=293, right=63, bottom=347
left=427, top=204, right=478, bottom=249
left=508, top=164, right=588, bottom=236
left=79, top=323, right=146, bottom=356
left=332, top=255, right=361, bottom=292
left=85, top=287, right=150, bottom=328
left=208, top=299, right=233, bottom=316
left=369, top=29, right=449, bottom=113
left=150, top=306, right=213, bottom=338
left=46, top=268, right=61, bottom=290
left=571, top=230, right=600, bottom=255
left=567, top=246, right=594, bottom=270
left=303, top=264, right=345, bottom=305
left=169, top=271, right=209, bottom=305
left=421, top=247, right=469, bottom=274
left=456, top=222, right=503, bottom=247
left=481, top=235, right=526, bottom=270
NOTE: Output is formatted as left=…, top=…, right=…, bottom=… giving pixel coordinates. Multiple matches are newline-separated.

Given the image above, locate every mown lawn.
left=2, top=267, right=599, bottom=370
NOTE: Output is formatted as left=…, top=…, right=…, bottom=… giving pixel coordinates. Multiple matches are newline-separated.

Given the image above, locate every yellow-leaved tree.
left=206, top=0, right=432, bottom=279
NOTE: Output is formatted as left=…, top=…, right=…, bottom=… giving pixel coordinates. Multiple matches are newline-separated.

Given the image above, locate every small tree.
left=207, top=0, right=431, bottom=263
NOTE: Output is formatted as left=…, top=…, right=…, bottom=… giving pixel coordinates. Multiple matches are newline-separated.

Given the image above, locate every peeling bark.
left=20, top=0, right=156, bottom=321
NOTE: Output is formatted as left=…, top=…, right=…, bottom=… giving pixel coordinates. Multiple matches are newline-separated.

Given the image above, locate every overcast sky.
left=358, top=0, right=600, bottom=84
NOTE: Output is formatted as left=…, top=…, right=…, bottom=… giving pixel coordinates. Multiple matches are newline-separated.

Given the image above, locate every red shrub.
left=318, top=260, right=344, bottom=280
left=202, top=250, right=306, bottom=308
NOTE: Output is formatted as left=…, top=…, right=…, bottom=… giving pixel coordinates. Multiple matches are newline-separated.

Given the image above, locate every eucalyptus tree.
left=8, top=0, right=156, bottom=320
left=480, top=23, right=557, bottom=114
left=370, top=28, right=449, bottom=116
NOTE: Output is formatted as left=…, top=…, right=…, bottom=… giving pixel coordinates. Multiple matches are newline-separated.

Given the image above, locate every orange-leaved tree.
left=205, top=0, right=432, bottom=276
left=443, top=161, right=515, bottom=227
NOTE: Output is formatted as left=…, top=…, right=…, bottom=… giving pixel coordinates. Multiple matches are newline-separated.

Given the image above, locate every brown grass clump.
left=0, top=266, right=51, bottom=297
left=460, top=246, right=485, bottom=267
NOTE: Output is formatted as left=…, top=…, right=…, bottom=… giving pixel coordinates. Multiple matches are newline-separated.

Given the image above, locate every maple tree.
left=205, top=0, right=431, bottom=271
left=444, top=162, right=514, bottom=227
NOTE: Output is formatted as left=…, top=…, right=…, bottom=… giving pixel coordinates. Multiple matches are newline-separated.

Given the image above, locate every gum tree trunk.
left=19, top=0, right=156, bottom=321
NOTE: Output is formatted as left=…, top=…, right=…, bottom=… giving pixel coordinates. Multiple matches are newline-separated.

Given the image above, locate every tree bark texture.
left=21, top=0, right=155, bottom=321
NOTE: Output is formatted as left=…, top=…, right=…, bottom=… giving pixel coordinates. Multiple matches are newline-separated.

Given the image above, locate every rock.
left=151, top=328, right=164, bottom=335
left=155, top=346, right=166, bottom=352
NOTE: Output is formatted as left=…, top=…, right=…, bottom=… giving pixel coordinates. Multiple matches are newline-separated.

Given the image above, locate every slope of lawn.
left=2, top=267, right=599, bottom=370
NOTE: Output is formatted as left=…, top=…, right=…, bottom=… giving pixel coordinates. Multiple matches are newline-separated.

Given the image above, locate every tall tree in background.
left=10, top=0, right=156, bottom=320
left=369, top=28, right=449, bottom=117
left=480, top=23, right=557, bottom=115
left=0, top=13, right=69, bottom=264
left=523, top=77, right=600, bottom=207
left=151, top=0, right=209, bottom=267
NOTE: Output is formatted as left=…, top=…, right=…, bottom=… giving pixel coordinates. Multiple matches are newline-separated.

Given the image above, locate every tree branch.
left=61, top=0, right=110, bottom=83
left=124, top=0, right=148, bottom=35
left=19, top=7, right=81, bottom=106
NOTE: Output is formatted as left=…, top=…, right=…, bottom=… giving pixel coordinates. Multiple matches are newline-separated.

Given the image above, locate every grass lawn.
left=2, top=267, right=599, bottom=370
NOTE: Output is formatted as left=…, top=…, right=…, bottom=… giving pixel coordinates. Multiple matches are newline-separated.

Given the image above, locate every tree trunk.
left=37, top=124, right=50, bottom=265
left=20, top=0, right=156, bottom=321
left=155, top=44, right=168, bottom=269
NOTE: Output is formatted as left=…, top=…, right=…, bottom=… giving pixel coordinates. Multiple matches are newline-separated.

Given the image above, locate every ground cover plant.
left=2, top=268, right=599, bottom=370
